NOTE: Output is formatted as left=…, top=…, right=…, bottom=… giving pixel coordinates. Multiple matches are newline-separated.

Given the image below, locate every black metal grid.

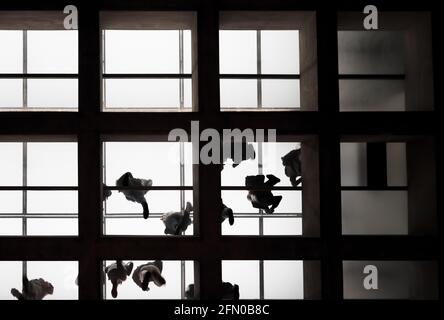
left=0, top=0, right=442, bottom=301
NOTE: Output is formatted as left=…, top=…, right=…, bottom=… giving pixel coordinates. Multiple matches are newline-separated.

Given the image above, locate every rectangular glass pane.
left=343, top=261, right=438, bottom=300
left=221, top=217, right=259, bottom=235
left=0, top=79, right=22, bottom=108
left=220, top=79, right=257, bottom=109
left=263, top=218, right=302, bottom=236
left=222, top=261, right=260, bottom=299
left=104, top=79, right=191, bottom=109
left=261, top=31, right=299, bottom=74
left=0, top=143, right=22, bottom=186
left=27, top=191, right=78, bottom=213
left=262, top=79, right=300, bottom=109
left=0, top=30, right=22, bottom=73
left=341, top=191, right=408, bottom=234
left=219, top=30, right=257, bottom=74
left=339, top=80, right=405, bottom=111
left=0, top=219, right=22, bottom=236
left=27, top=218, right=78, bottom=236
left=263, top=261, right=303, bottom=299
left=0, top=191, right=22, bottom=213
left=0, top=261, right=78, bottom=300
left=338, top=31, right=405, bottom=75
left=27, top=79, right=78, bottom=109
left=27, top=142, right=78, bottom=186
left=27, top=30, right=78, bottom=74
left=386, top=143, right=407, bottom=186
left=104, top=30, right=191, bottom=74
left=340, top=143, right=367, bottom=186
left=105, top=142, right=192, bottom=187
left=103, top=260, right=194, bottom=299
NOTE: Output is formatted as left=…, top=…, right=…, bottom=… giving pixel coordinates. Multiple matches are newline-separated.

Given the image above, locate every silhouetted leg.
left=270, top=195, right=282, bottom=212
left=111, top=280, right=118, bottom=298
left=142, top=201, right=149, bottom=219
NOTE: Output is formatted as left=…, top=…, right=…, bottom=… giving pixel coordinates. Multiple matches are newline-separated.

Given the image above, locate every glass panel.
left=0, top=191, right=22, bottom=213
left=27, top=31, right=78, bottom=74
left=221, top=217, right=259, bottom=236
left=27, top=79, right=78, bottom=109
left=104, top=79, right=191, bottom=109
left=339, top=80, right=405, bottom=111
left=222, top=261, right=260, bottom=299
left=27, top=218, right=78, bottom=236
left=27, top=142, right=78, bottom=186
left=0, top=143, right=22, bottom=186
left=219, top=30, right=257, bottom=74
left=103, top=260, right=194, bottom=300
left=262, top=79, right=300, bottom=109
left=0, top=261, right=78, bottom=300
left=104, top=30, right=191, bottom=74
left=338, top=31, right=405, bottom=75
left=105, top=142, right=192, bottom=187
left=340, top=143, right=367, bottom=186
left=386, top=143, right=407, bottom=186
left=261, top=31, right=299, bottom=74
left=0, top=31, right=23, bottom=73
left=0, top=219, right=22, bottom=236
left=343, top=261, right=438, bottom=300
left=342, top=191, right=408, bottom=234
left=0, top=79, right=22, bottom=108
left=27, top=191, right=78, bottom=213
left=263, top=261, right=303, bottom=299
left=263, top=218, right=302, bottom=236
left=220, top=79, right=257, bottom=109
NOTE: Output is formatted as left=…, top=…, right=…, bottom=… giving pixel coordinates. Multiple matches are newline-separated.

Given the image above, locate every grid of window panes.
left=0, top=140, right=78, bottom=236
left=219, top=29, right=301, bottom=110
left=0, top=29, right=78, bottom=111
left=102, top=140, right=194, bottom=236
left=101, top=12, right=195, bottom=111
left=221, top=142, right=303, bottom=236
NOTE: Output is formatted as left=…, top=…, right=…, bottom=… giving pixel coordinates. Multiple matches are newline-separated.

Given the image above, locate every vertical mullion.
left=316, top=9, right=343, bottom=300
left=257, top=30, right=262, bottom=109
left=78, top=6, right=102, bottom=300
left=258, top=142, right=264, bottom=299
left=22, top=30, right=28, bottom=283
left=194, top=4, right=222, bottom=299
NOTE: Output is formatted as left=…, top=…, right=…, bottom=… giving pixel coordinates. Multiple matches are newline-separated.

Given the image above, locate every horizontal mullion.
left=0, top=186, right=78, bottom=191
left=341, top=186, right=408, bottom=191
left=103, top=73, right=192, bottom=79
left=0, top=214, right=77, bottom=218
left=220, top=74, right=300, bottom=79
left=0, top=73, right=78, bottom=79
left=105, top=186, right=192, bottom=190
left=341, top=236, right=440, bottom=260
left=338, top=74, right=405, bottom=80
left=221, top=186, right=302, bottom=191
left=103, top=213, right=302, bottom=218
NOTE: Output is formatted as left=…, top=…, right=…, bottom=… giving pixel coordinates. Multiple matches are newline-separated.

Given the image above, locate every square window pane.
left=264, top=261, right=303, bottom=299
left=0, top=191, right=22, bottom=213
left=262, top=79, right=300, bottom=109
left=0, top=31, right=23, bottom=73
left=27, top=31, right=78, bottom=74
left=220, top=79, right=257, bottom=108
left=0, top=79, right=22, bottom=108
left=103, top=260, right=193, bottom=300
left=219, top=30, right=257, bottom=74
left=339, top=80, right=405, bottom=111
left=104, top=30, right=191, bottom=74
left=27, top=79, right=78, bottom=109
left=0, top=143, right=22, bottom=186
left=338, top=31, right=405, bottom=75
left=27, top=142, right=78, bottom=186
left=222, top=261, right=260, bottom=299
left=261, top=31, right=299, bottom=74
left=104, top=79, right=191, bottom=109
